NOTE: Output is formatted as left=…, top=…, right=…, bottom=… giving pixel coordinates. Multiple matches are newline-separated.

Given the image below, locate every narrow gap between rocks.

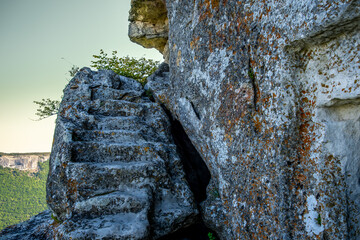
left=162, top=106, right=210, bottom=203
left=160, top=106, right=218, bottom=240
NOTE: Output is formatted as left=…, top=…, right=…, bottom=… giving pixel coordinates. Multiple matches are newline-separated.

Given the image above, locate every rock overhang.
left=128, top=0, right=169, bottom=57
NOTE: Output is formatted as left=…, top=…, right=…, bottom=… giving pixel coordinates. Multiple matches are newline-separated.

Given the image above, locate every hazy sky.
left=0, top=0, right=162, bottom=153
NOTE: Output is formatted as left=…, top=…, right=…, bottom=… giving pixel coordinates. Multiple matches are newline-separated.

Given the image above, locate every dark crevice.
left=248, top=60, right=258, bottom=111
left=90, top=89, right=95, bottom=101
left=190, top=101, right=201, bottom=120
left=158, top=222, right=219, bottom=240
left=160, top=105, right=217, bottom=240
left=162, top=106, right=210, bottom=203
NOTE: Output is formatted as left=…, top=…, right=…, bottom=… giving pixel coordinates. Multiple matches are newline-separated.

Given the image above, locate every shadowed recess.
left=163, top=107, right=211, bottom=203
left=161, top=107, right=216, bottom=240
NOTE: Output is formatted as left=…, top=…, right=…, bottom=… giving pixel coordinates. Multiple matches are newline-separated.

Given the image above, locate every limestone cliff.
left=0, top=153, right=49, bottom=171
left=135, top=0, right=360, bottom=239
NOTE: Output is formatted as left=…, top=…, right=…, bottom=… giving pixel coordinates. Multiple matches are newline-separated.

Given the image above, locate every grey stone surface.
left=45, top=68, right=198, bottom=239
left=0, top=210, right=54, bottom=240
left=138, top=0, right=360, bottom=239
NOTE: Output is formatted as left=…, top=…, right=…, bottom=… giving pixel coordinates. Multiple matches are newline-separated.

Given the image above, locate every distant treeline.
left=0, top=161, right=49, bottom=230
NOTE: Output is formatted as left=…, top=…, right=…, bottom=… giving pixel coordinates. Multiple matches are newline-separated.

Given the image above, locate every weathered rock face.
left=44, top=68, right=197, bottom=239
left=0, top=210, right=54, bottom=240
left=140, top=0, right=360, bottom=239
left=0, top=153, right=49, bottom=171
left=128, top=0, right=169, bottom=61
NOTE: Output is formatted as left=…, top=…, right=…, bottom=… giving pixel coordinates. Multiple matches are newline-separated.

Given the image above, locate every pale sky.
left=0, top=0, right=162, bottom=153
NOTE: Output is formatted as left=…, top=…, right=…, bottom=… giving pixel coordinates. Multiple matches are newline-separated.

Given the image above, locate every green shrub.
left=91, top=49, right=160, bottom=86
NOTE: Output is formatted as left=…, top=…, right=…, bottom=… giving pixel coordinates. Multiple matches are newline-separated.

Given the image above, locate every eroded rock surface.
left=129, top=0, right=169, bottom=62
left=45, top=68, right=198, bottom=239
left=140, top=0, right=360, bottom=239
left=0, top=210, right=54, bottom=240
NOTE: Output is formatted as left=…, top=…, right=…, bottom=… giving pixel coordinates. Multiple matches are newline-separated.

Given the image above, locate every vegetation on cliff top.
left=34, top=50, right=159, bottom=120
left=91, top=49, right=159, bottom=86
left=0, top=161, right=49, bottom=230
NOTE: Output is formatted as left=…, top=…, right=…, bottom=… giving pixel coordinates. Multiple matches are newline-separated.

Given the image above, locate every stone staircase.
left=47, top=68, right=197, bottom=239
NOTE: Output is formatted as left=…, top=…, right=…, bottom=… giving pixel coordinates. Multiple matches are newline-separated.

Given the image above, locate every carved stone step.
left=74, top=129, right=168, bottom=144
left=86, top=115, right=167, bottom=134
left=72, top=129, right=146, bottom=143
left=92, top=87, right=145, bottom=102
left=58, top=211, right=150, bottom=240
left=72, top=187, right=151, bottom=218
left=88, top=100, right=159, bottom=117
left=66, top=161, right=167, bottom=199
left=44, top=68, right=198, bottom=239
left=71, top=141, right=176, bottom=163
left=87, top=116, right=144, bottom=131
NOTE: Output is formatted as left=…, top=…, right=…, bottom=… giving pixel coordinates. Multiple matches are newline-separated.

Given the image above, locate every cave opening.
left=159, top=107, right=218, bottom=240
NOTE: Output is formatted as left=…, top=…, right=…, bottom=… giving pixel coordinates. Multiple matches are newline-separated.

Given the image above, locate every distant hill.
left=0, top=152, right=50, bottom=172
left=0, top=159, right=49, bottom=230
left=0, top=152, right=50, bottom=156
